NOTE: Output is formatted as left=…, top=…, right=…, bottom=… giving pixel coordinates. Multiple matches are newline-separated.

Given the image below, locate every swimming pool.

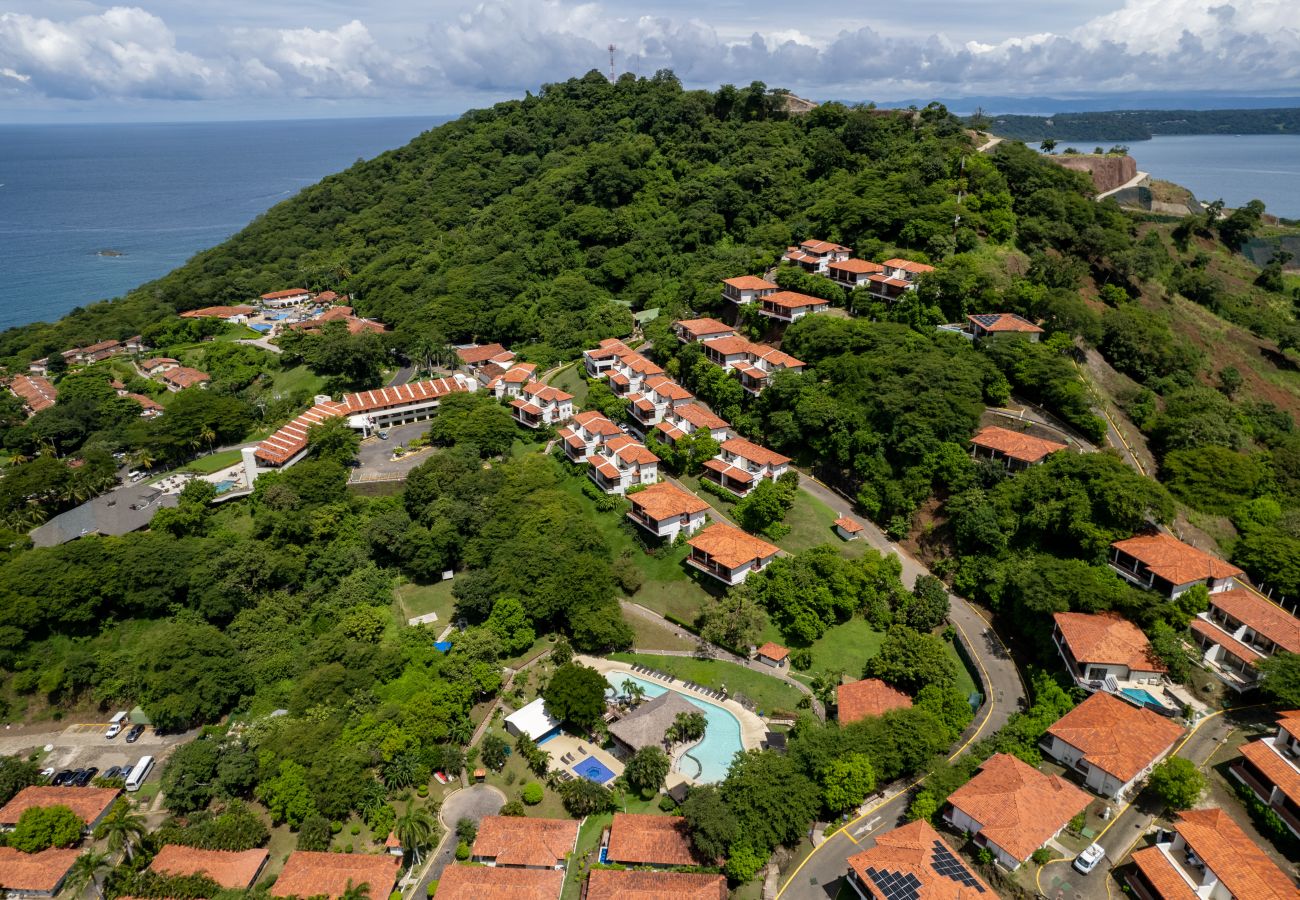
left=213, top=479, right=237, bottom=494
left=573, top=755, right=616, bottom=784
left=606, top=672, right=744, bottom=784
left=1121, top=687, right=1163, bottom=707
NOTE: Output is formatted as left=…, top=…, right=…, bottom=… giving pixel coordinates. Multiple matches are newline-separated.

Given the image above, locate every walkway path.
left=975, top=135, right=1003, bottom=153
left=1096, top=170, right=1150, bottom=200
left=235, top=337, right=282, bottom=354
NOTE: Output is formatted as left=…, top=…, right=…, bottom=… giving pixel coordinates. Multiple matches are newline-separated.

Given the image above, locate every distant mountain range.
left=858, top=94, right=1300, bottom=116
left=964, top=107, right=1300, bottom=142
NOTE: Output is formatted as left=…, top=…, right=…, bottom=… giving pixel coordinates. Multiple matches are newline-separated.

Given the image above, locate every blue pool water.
left=606, top=673, right=744, bottom=784
left=573, top=755, right=616, bottom=784
left=213, top=479, right=237, bottom=494
left=1121, top=687, right=1161, bottom=706
left=432, top=641, right=452, bottom=653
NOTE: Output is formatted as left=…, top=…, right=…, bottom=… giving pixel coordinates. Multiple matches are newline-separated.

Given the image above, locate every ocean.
left=0, top=117, right=444, bottom=332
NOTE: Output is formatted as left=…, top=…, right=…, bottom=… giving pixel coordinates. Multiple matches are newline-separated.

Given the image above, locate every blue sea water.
left=0, top=117, right=444, bottom=332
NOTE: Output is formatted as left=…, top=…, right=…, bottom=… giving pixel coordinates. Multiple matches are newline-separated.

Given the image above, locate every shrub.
left=1031, top=848, right=1052, bottom=866
left=500, top=800, right=526, bottom=816
left=330, top=820, right=343, bottom=834
left=349, top=823, right=361, bottom=835
left=521, top=783, right=543, bottom=805
left=455, top=841, right=470, bottom=861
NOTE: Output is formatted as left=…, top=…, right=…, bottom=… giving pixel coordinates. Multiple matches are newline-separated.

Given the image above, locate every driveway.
left=352, top=422, right=438, bottom=482
left=414, top=785, right=506, bottom=894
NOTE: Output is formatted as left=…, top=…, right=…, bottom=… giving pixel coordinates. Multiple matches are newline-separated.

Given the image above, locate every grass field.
left=394, top=579, right=457, bottom=624
left=268, top=364, right=326, bottom=398
left=779, top=616, right=887, bottom=681
left=547, top=363, right=589, bottom=407
left=777, top=489, right=871, bottom=558
left=608, top=651, right=805, bottom=715
left=172, top=448, right=245, bottom=476
left=627, top=612, right=697, bottom=651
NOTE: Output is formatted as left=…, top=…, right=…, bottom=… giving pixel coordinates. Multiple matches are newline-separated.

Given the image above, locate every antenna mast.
left=608, top=44, right=616, bottom=82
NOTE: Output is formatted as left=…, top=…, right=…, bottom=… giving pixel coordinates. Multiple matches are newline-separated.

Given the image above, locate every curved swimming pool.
left=605, top=672, right=744, bottom=784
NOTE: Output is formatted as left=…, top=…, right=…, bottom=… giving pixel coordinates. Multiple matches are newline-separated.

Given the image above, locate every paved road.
left=989, top=395, right=1099, bottom=452
left=235, top=337, right=282, bottom=354
left=413, top=785, right=506, bottom=896
left=1096, top=170, right=1150, bottom=201
left=388, top=364, right=416, bottom=386
left=1076, top=349, right=1151, bottom=476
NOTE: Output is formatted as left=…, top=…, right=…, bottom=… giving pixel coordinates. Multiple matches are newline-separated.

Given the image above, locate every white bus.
left=124, top=755, right=154, bottom=792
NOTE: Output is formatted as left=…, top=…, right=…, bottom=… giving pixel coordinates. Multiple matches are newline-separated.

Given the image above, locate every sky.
left=1, top=0, right=1299, bottom=121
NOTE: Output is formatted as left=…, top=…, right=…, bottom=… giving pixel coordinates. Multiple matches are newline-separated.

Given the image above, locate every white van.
left=124, top=755, right=154, bottom=792
left=105, top=711, right=128, bottom=739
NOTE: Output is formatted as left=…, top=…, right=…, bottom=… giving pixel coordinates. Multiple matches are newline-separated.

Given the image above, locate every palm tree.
left=132, top=449, right=155, bottom=471
left=339, top=879, right=371, bottom=900
left=199, top=423, right=217, bottom=451
left=95, top=799, right=148, bottom=862
left=394, top=800, right=437, bottom=866
left=620, top=679, right=646, bottom=708
left=62, top=850, right=111, bottom=900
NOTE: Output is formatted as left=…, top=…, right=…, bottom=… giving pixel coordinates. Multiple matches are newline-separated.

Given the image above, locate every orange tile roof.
left=1190, top=617, right=1264, bottom=666
left=655, top=422, right=685, bottom=441
left=160, top=367, right=210, bottom=389
left=1112, top=533, right=1243, bottom=586
left=604, top=435, right=659, bottom=466
left=829, top=259, right=885, bottom=274
left=946, top=754, right=1091, bottom=862
left=700, top=334, right=757, bottom=357
left=1174, top=808, right=1297, bottom=900
left=835, top=516, right=864, bottom=533
left=762, top=290, right=829, bottom=309
left=9, top=375, right=58, bottom=413
left=455, top=343, right=512, bottom=365
left=1280, top=710, right=1300, bottom=742
left=837, top=678, right=912, bottom=724
left=140, top=357, right=179, bottom=369
left=1239, top=739, right=1300, bottom=806
left=673, top=403, right=729, bottom=431
left=271, top=851, right=398, bottom=899
left=800, top=240, right=852, bottom=254
left=435, top=865, right=564, bottom=900
left=586, top=870, right=726, bottom=900
left=1052, top=611, right=1165, bottom=672
left=1209, top=589, right=1300, bottom=653
left=753, top=345, right=804, bottom=369
left=605, top=814, right=699, bottom=866
left=630, top=482, right=709, bottom=521
left=676, top=318, right=734, bottom=337
left=502, top=363, right=538, bottom=383
left=757, top=642, right=789, bottom=662
left=1129, top=846, right=1199, bottom=900
left=967, top=313, right=1043, bottom=334
left=702, top=458, right=754, bottom=484
left=0, top=847, right=80, bottom=893
left=723, top=276, right=778, bottom=291
left=687, top=522, right=780, bottom=570
left=126, top=393, right=164, bottom=413
left=645, top=377, right=694, bottom=401
left=1046, top=692, right=1183, bottom=782
left=522, top=381, right=574, bottom=404
left=180, top=305, right=255, bottom=318
left=970, top=425, right=1067, bottom=464
left=149, top=846, right=268, bottom=889
left=882, top=258, right=935, bottom=274
left=0, top=786, right=119, bottom=826
left=721, top=436, right=790, bottom=468
left=847, top=819, right=993, bottom=900
left=618, top=353, right=664, bottom=377
left=472, top=816, right=578, bottom=868
left=261, top=288, right=309, bottom=300
left=572, top=410, right=623, bottom=436
left=868, top=274, right=911, bottom=288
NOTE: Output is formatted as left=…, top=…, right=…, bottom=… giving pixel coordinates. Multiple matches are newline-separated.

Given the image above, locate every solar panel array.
left=929, top=841, right=986, bottom=892
left=864, top=866, right=922, bottom=900
left=969, top=314, right=1004, bottom=329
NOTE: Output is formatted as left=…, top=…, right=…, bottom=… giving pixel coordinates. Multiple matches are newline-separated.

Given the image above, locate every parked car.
left=51, top=770, right=75, bottom=786
left=105, top=710, right=128, bottom=739
left=39, top=767, right=55, bottom=781
left=78, top=767, right=99, bottom=786
left=125, top=724, right=146, bottom=743
left=1074, top=843, right=1105, bottom=875
left=68, top=768, right=87, bottom=786
left=102, top=766, right=122, bottom=780
left=378, top=430, right=390, bottom=440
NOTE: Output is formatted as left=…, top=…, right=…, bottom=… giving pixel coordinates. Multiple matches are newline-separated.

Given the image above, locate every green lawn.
left=627, top=611, right=697, bottom=652
left=945, top=636, right=980, bottom=700
left=394, top=579, right=457, bottom=624
left=777, top=489, right=872, bottom=558
left=608, top=652, right=805, bottom=716
left=779, top=617, right=887, bottom=682
left=480, top=727, right=570, bottom=820
left=547, top=363, right=589, bottom=408
left=170, top=448, right=245, bottom=476
left=268, top=364, right=326, bottom=398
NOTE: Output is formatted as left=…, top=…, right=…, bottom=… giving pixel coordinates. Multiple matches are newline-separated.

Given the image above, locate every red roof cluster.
left=9, top=375, right=58, bottom=413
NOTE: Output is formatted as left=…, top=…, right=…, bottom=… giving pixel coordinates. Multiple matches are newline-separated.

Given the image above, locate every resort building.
left=835, top=517, right=864, bottom=541
left=139, top=357, right=179, bottom=376
left=846, top=819, right=993, bottom=900
left=626, top=481, right=709, bottom=541
left=1192, top=588, right=1300, bottom=690
left=260, top=288, right=311, bottom=307
left=503, top=698, right=562, bottom=743
left=583, top=338, right=633, bottom=379
left=486, top=362, right=538, bottom=399
left=755, top=642, right=789, bottom=668
left=0, top=847, right=81, bottom=899
left=158, top=366, right=211, bottom=392
left=454, top=343, right=516, bottom=371
left=1230, top=710, right=1300, bottom=839
left=604, top=813, right=701, bottom=868
left=627, top=376, right=694, bottom=433
left=180, top=305, right=256, bottom=321
left=674, top=318, right=736, bottom=344
left=435, top=865, right=564, bottom=900
left=247, top=375, right=475, bottom=476
left=783, top=240, right=852, bottom=273
left=836, top=679, right=912, bottom=725
left=587, top=435, right=660, bottom=495
left=701, top=437, right=791, bottom=497
left=608, top=351, right=666, bottom=398
left=68, top=339, right=127, bottom=364
left=271, top=851, right=399, bottom=900
left=827, top=258, right=884, bottom=290
left=1052, top=611, right=1167, bottom=691
left=124, top=393, right=164, bottom=419
left=655, top=403, right=731, bottom=445
left=969, top=425, right=1067, bottom=470
left=881, top=258, right=936, bottom=284
left=8, top=375, right=57, bottom=416
left=557, top=410, right=623, bottom=463
left=510, top=381, right=574, bottom=429
left=943, top=753, right=1091, bottom=870
left=721, top=276, right=779, bottom=305
left=685, top=522, right=780, bottom=586
left=608, top=691, right=700, bottom=755
left=1125, top=808, right=1296, bottom=900
left=148, top=846, right=269, bottom=890
left=1041, top=692, right=1183, bottom=799
left=0, top=787, right=120, bottom=831
left=471, top=816, right=578, bottom=869
left=29, top=481, right=179, bottom=547
left=966, top=313, right=1044, bottom=342
left=699, top=335, right=805, bottom=395
left=1109, top=533, right=1243, bottom=599
left=758, top=290, right=830, bottom=323
left=587, top=870, right=726, bottom=900
left=289, top=306, right=385, bottom=335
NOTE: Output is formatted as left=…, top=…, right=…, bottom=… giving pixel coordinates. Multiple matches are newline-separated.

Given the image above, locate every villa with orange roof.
left=835, top=517, right=864, bottom=541
left=655, top=402, right=731, bottom=445
left=1125, top=808, right=1297, bottom=900
left=1052, top=611, right=1167, bottom=690
left=510, top=381, right=573, bottom=429
left=0, top=786, right=120, bottom=831
left=686, top=522, right=780, bottom=585
left=557, top=410, right=623, bottom=463
left=965, top=313, right=1044, bottom=342
left=783, top=240, right=852, bottom=273
left=0, top=847, right=81, bottom=898
left=8, top=375, right=58, bottom=416
left=758, top=290, right=830, bottom=323
left=702, top=437, right=790, bottom=497
left=970, top=425, right=1067, bottom=469
left=587, top=435, right=660, bottom=495
left=862, top=258, right=934, bottom=303
left=587, top=870, right=726, bottom=900
left=603, top=813, right=702, bottom=868
left=607, top=350, right=665, bottom=398
left=471, top=816, right=578, bottom=869
left=260, top=288, right=311, bottom=307
left=836, top=678, right=912, bottom=725
left=846, top=819, right=994, bottom=900
left=626, top=481, right=708, bottom=541
left=673, top=318, right=736, bottom=344
left=1041, top=692, right=1183, bottom=799
left=1109, top=532, right=1243, bottom=599
left=148, top=846, right=269, bottom=890
left=1194, top=587, right=1300, bottom=690
left=435, top=865, right=564, bottom=900
left=1230, top=710, right=1300, bottom=838
left=180, top=305, right=256, bottom=321
left=486, top=362, right=538, bottom=399
left=455, top=342, right=516, bottom=370
left=756, top=642, right=789, bottom=668
left=627, top=376, right=694, bottom=433
left=158, top=366, right=211, bottom=392
left=699, top=335, right=804, bottom=395
left=721, top=275, right=779, bottom=305
left=271, top=851, right=399, bottom=900
left=943, top=753, right=1091, bottom=869
left=827, top=258, right=884, bottom=290
left=582, top=338, right=632, bottom=378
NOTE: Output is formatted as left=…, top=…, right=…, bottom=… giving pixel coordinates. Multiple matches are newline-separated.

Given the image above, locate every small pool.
left=433, top=641, right=452, bottom=653
left=598, top=847, right=609, bottom=864
left=606, top=672, right=744, bottom=784
left=1121, top=687, right=1162, bottom=707
left=213, top=479, right=237, bottom=494
left=573, top=755, right=616, bottom=784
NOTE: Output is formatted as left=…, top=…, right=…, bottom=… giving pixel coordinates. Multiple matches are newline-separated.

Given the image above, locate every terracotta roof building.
left=1230, top=710, right=1300, bottom=839
left=656, top=403, right=731, bottom=445
left=1109, top=532, right=1243, bottom=599
left=702, top=437, right=791, bottom=498
left=626, top=481, right=709, bottom=542
left=511, top=381, right=574, bottom=429
left=828, top=258, right=885, bottom=289
left=969, top=425, right=1067, bottom=469
left=434, top=865, right=564, bottom=900
left=158, top=366, right=211, bottom=392
left=8, top=375, right=58, bottom=415
left=673, top=318, right=736, bottom=344
left=966, top=313, right=1043, bottom=341
left=586, top=870, right=727, bottom=900
left=944, top=753, right=1091, bottom=869
left=1042, top=692, right=1184, bottom=799
left=0, top=786, right=120, bottom=829
left=1125, top=808, right=1297, bottom=900
left=722, top=276, right=780, bottom=305
left=758, top=290, right=830, bottom=323
left=756, top=642, right=789, bottom=667
left=586, top=434, right=659, bottom=495
left=270, top=851, right=399, bottom=899
left=455, top=343, right=515, bottom=368
left=686, top=522, right=780, bottom=586
left=699, top=335, right=804, bottom=395
left=835, top=516, right=864, bottom=540
left=180, top=305, right=255, bottom=319
left=260, top=288, right=311, bottom=306
left=604, top=813, right=700, bottom=867
left=557, top=409, right=623, bottom=463
left=0, top=847, right=81, bottom=897
left=846, top=819, right=994, bottom=900
left=836, top=679, right=912, bottom=725
left=1193, top=588, right=1300, bottom=690
left=783, top=240, right=852, bottom=273
left=149, top=846, right=268, bottom=889
left=471, top=816, right=578, bottom=869
left=1052, top=611, right=1166, bottom=687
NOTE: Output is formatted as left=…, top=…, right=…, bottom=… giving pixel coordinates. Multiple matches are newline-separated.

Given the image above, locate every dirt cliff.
left=1051, top=154, right=1137, bottom=194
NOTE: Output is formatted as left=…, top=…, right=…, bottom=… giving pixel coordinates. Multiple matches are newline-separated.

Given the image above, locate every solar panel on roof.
left=864, top=866, right=921, bottom=900
left=929, top=841, right=985, bottom=891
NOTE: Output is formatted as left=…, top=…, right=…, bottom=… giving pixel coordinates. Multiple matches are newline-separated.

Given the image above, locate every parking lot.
left=353, top=421, right=438, bottom=480
left=0, top=720, right=194, bottom=786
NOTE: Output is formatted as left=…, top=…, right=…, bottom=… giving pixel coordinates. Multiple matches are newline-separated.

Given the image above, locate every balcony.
left=686, top=551, right=736, bottom=583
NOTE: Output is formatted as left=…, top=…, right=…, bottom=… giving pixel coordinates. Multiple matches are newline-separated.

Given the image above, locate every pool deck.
left=542, top=734, right=625, bottom=785
left=579, top=655, right=768, bottom=752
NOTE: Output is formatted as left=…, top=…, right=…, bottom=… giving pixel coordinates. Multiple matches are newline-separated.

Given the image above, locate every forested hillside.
left=979, top=107, right=1300, bottom=141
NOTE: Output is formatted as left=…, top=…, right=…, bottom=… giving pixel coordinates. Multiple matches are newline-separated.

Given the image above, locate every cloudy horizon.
left=1, top=0, right=1298, bottom=121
